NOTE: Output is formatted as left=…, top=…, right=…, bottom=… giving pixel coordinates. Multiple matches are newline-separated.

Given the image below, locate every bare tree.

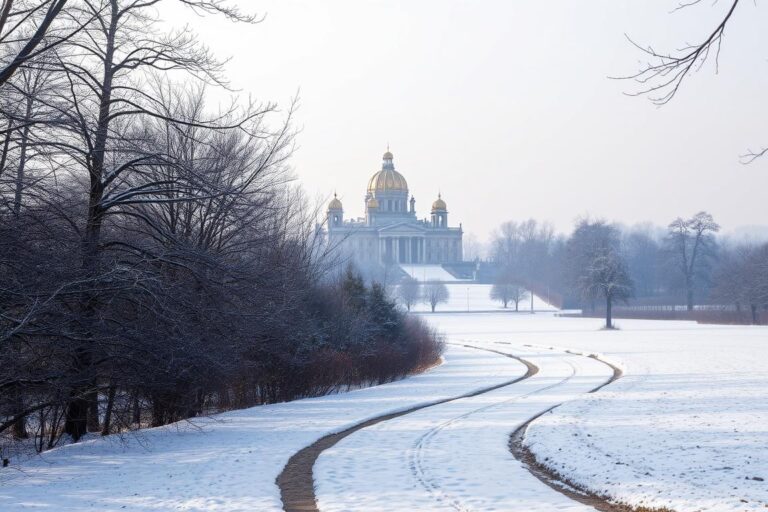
left=491, top=219, right=555, bottom=299
left=579, top=248, right=633, bottom=329
left=622, top=225, right=663, bottom=298
left=620, top=1, right=768, bottom=162
left=423, top=279, right=449, bottom=313
left=490, top=271, right=528, bottom=311
left=0, top=1, right=256, bottom=86
left=0, top=0, right=446, bottom=460
left=565, top=218, right=621, bottom=311
left=621, top=0, right=741, bottom=105
left=667, top=211, right=720, bottom=311
left=712, top=243, right=768, bottom=324
left=397, top=276, right=420, bottom=312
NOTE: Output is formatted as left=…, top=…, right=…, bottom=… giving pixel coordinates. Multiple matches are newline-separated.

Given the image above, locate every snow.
left=426, top=313, right=768, bottom=512
left=4, top=312, right=768, bottom=511
left=315, top=345, right=612, bottom=511
left=0, top=345, right=526, bottom=511
left=400, top=264, right=470, bottom=282
left=410, top=283, right=558, bottom=312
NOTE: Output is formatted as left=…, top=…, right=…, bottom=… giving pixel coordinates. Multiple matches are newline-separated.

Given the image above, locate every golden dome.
left=367, top=149, right=408, bottom=194
left=367, top=197, right=380, bottom=209
left=328, top=193, right=343, bottom=210
left=367, top=169, right=408, bottom=194
left=431, top=193, right=447, bottom=211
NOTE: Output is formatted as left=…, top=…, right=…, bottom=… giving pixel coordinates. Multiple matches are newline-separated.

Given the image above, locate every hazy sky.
left=164, top=1, right=768, bottom=241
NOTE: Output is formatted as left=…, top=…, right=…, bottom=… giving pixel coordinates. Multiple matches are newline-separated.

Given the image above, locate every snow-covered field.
left=3, top=313, right=768, bottom=511
left=428, top=314, right=768, bottom=511
left=315, top=346, right=612, bottom=511
left=0, top=345, right=526, bottom=511
left=410, top=283, right=558, bottom=312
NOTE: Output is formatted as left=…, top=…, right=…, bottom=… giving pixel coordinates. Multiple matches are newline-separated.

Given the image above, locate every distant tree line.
left=489, top=213, right=768, bottom=327
left=0, top=1, right=442, bottom=456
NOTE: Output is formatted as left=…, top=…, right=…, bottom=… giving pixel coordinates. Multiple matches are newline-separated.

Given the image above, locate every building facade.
left=327, top=150, right=463, bottom=265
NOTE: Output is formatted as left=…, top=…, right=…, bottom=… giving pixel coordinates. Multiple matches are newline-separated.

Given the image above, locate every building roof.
left=367, top=150, right=408, bottom=194
left=431, top=193, right=447, bottom=211
left=328, top=193, right=343, bottom=210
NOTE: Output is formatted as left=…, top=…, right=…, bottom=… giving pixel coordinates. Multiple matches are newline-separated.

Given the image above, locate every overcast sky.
left=164, top=1, right=768, bottom=241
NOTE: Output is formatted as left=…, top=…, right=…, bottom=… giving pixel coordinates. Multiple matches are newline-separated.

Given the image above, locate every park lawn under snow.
left=428, top=313, right=768, bottom=511
left=4, top=312, right=767, bottom=511
left=0, top=345, right=527, bottom=511
left=410, top=284, right=557, bottom=312
left=315, top=345, right=613, bottom=511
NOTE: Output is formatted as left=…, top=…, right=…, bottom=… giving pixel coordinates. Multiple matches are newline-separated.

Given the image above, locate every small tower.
left=431, top=193, right=448, bottom=228
left=327, top=193, right=343, bottom=230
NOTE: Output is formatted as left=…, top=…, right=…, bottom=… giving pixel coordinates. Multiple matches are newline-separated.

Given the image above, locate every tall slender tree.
left=667, top=212, right=720, bottom=311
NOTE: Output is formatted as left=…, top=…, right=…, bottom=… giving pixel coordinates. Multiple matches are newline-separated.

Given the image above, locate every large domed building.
left=327, top=150, right=463, bottom=265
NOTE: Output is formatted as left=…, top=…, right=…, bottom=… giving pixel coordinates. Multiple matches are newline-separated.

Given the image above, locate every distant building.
left=327, top=150, right=463, bottom=265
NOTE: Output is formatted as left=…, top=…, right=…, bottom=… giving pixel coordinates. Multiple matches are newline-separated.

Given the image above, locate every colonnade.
left=379, top=236, right=425, bottom=264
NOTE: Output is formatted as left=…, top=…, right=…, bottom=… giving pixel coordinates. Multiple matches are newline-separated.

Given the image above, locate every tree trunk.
left=63, top=392, right=89, bottom=441
left=514, top=300, right=519, bottom=312
left=12, top=95, right=32, bottom=216
left=132, top=393, right=141, bottom=425
left=64, top=3, right=118, bottom=442
left=686, top=282, right=694, bottom=312
left=0, top=117, right=13, bottom=179
left=101, top=385, right=116, bottom=436
left=751, top=303, right=758, bottom=325
left=606, top=295, right=613, bottom=329
left=87, top=388, right=100, bottom=432
left=11, top=390, right=28, bottom=439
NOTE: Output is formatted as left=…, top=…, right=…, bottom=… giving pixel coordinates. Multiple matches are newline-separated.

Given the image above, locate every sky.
left=162, top=1, right=768, bottom=242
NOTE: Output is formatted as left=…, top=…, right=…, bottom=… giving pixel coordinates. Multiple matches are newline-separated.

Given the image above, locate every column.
left=408, top=237, right=414, bottom=263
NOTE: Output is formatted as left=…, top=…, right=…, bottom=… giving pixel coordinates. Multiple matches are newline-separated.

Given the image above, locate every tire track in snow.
left=508, top=351, right=633, bottom=512
left=277, top=344, right=537, bottom=512
left=408, top=346, right=576, bottom=512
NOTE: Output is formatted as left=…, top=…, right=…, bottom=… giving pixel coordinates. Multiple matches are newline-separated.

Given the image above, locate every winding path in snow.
left=279, top=342, right=624, bottom=512
left=312, top=344, right=619, bottom=511
left=508, top=349, right=626, bottom=512
left=276, top=344, right=537, bottom=512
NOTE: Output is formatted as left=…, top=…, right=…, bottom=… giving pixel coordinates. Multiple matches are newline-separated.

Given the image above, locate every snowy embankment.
left=400, top=264, right=470, bottom=282
left=430, top=314, right=768, bottom=512
left=410, top=283, right=558, bottom=312
left=0, top=345, right=526, bottom=511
